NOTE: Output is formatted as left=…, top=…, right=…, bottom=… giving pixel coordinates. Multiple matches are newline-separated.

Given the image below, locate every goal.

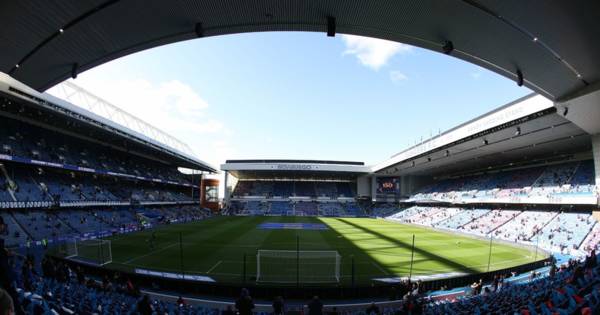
left=256, top=250, right=341, bottom=283
left=60, top=239, right=112, bottom=266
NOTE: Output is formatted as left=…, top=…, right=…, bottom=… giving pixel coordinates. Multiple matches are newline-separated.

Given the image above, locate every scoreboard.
left=376, top=177, right=400, bottom=194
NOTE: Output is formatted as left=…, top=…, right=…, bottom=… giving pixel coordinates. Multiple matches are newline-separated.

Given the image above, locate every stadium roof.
left=225, top=159, right=364, bottom=166
left=1, top=1, right=599, bottom=101
left=222, top=159, right=369, bottom=179
left=0, top=73, right=217, bottom=172
left=374, top=94, right=591, bottom=178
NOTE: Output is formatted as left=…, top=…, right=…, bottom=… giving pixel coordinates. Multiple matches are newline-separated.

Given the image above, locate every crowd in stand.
left=0, top=206, right=212, bottom=248
left=232, top=181, right=356, bottom=199
left=460, top=210, right=521, bottom=236
left=411, top=160, right=597, bottom=202
left=492, top=210, right=556, bottom=242
left=536, top=213, right=597, bottom=254
left=228, top=200, right=366, bottom=217
left=386, top=206, right=600, bottom=256
left=0, top=164, right=195, bottom=204
left=425, top=254, right=600, bottom=315
left=0, top=117, right=189, bottom=185
left=583, top=226, right=600, bottom=253
left=0, top=115, right=199, bottom=208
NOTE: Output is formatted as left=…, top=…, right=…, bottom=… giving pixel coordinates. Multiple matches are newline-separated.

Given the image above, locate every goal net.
left=60, top=239, right=112, bottom=266
left=56, top=240, right=78, bottom=258
left=256, top=250, right=340, bottom=283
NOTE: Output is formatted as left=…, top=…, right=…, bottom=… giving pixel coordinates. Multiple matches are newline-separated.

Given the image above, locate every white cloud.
left=341, top=35, right=413, bottom=70
left=389, top=71, right=408, bottom=83
left=47, top=75, right=234, bottom=166
left=470, top=72, right=482, bottom=80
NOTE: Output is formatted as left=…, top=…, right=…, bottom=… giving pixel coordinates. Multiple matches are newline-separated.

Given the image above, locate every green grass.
left=73, top=216, right=540, bottom=286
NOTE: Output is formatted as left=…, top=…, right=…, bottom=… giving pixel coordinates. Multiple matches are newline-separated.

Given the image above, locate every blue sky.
left=49, top=32, right=532, bottom=167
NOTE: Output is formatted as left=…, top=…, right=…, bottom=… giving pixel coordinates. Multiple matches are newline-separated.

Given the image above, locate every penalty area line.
left=207, top=260, right=223, bottom=274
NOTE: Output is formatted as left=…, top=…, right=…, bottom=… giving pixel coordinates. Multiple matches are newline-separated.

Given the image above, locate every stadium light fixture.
left=195, top=23, right=204, bottom=38
left=516, top=69, right=524, bottom=86
left=442, top=41, right=454, bottom=55
left=327, top=16, right=336, bottom=37
left=71, top=63, right=79, bottom=79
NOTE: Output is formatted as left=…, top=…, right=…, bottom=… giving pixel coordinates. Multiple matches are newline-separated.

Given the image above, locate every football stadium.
left=1, top=2, right=600, bottom=314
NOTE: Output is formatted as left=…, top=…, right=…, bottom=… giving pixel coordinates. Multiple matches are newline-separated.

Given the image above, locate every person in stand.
left=307, top=296, right=323, bottom=315
left=0, top=288, right=14, bottom=315
left=221, top=305, right=235, bottom=315
left=272, top=296, right=284, bottom=315
left=136, top=294, right=153, bottom=315
left=365, top=302, right=380, bottom=315
left=235, top=288, right=255, bottom=315
left=0, top=217, right=7, bottom=241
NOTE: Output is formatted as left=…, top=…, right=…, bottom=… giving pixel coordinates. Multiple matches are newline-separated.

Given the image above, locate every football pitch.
left=74, top=216, right=541, bottom=286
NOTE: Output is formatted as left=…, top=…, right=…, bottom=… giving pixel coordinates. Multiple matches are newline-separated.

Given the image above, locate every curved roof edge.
left=2, top=1, right=598, bottom=100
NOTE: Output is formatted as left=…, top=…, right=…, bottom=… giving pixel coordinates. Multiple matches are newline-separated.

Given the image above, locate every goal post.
left=60, top=239, right=112, bottom=266
left=78, top=239, right=112, bottom=266
left=56, top=239, right=78, bottom=258
left=256, top=250, right=341, bottom=283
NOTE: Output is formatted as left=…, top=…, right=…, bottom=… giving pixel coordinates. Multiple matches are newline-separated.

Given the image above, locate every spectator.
left=272, top=296, right=284, bottom=315
left=365, top=302, right=380, bottom=315
left=222, top=305, right=235, bottom=315
left=177, top=296, right=186, bottom=306
left=235, top=288, right=255, bottom=315
left=0, top=289, right=14, bottom=315
left=482, top=286, right=491, bottom=296
left=0, top=216, right=6, bottom=238
left=307, top=296, right=323, bottom=315
left=136, top=294, right=153, bottom=315
left=0, top=243, right=10, bottom=289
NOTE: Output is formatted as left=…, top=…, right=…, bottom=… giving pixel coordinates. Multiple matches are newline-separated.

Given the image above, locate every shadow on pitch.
left=335, top=218, right=477, bottom=274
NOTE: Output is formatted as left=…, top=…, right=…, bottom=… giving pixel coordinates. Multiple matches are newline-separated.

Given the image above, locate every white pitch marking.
left=207, top=260, right=223, bottom=274
left=122, top=243, right=179, bottom=265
